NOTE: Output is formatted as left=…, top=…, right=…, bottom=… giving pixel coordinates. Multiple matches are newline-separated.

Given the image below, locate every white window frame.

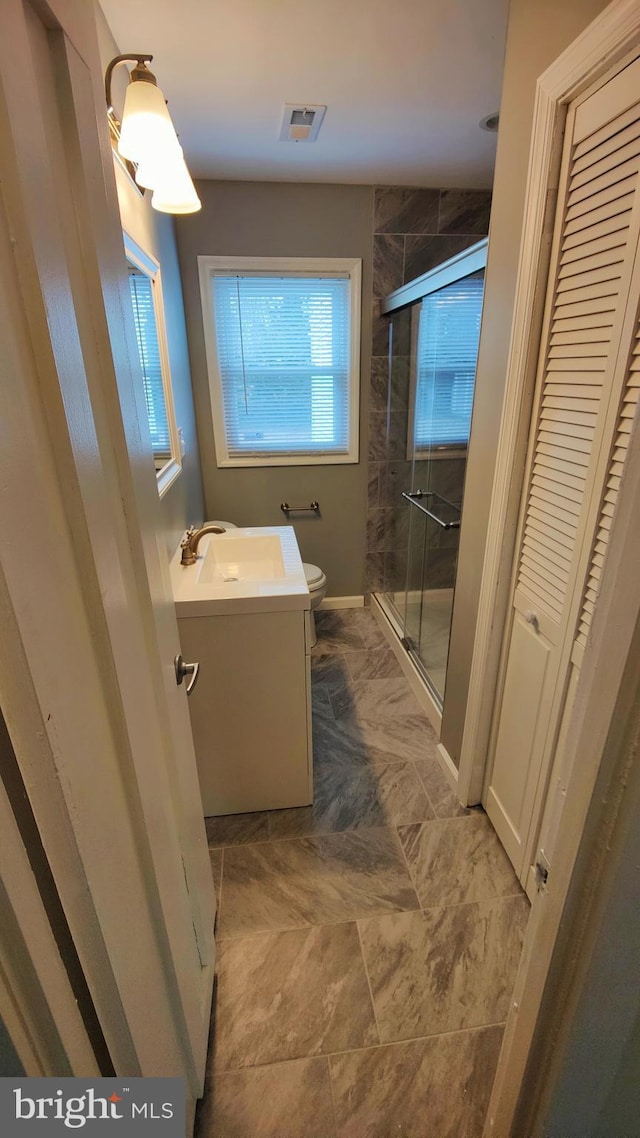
left=198, top=255, right=361, bottom=468
left=123, top=232, right=182, bottom=497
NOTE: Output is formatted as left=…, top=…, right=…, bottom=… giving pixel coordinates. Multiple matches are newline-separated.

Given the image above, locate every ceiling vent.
left=279, top=104, right=326, bottom=143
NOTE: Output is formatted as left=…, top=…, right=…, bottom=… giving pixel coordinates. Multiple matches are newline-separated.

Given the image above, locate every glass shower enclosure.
left=377, top=240, right=487, bottom=708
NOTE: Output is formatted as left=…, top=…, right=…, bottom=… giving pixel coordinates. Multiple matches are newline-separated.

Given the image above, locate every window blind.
left=128, top=268, right=171, bottom=456
left=414, top=274, right=484, bottom=450
left=210, top=274, right=351, bottom=458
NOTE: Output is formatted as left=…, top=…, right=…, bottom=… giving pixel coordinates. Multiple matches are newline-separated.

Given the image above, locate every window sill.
left=215, top=452, right=359, bottom=469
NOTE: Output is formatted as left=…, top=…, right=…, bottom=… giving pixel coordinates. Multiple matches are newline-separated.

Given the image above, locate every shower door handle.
left=402, top=491, right=461, bottom=531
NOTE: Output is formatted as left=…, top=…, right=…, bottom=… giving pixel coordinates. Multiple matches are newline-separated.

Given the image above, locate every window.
left=413, top=272, right=485, bottom=453
left=198, top=257, right=361, bottom=467
left=124, top=233, right=181, bottom=496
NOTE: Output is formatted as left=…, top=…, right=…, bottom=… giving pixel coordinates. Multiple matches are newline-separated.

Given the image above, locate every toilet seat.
left=204, top=520, right=237, bottom=530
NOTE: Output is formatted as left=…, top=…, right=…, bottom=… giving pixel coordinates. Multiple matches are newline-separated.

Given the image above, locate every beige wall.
left=442, top=0, right=612, bottom=766
left=95, top=4, right=205, bottom=558
left=176, top=180, right=374, bottom=597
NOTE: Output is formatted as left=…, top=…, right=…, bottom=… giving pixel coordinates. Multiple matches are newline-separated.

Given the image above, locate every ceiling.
left=100, top=0, right=509, bottom=188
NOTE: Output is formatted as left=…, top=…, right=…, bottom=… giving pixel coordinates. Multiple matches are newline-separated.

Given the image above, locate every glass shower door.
left=402, top=478, right=462, bottom=702
left=379, top=250, right=485, bottom=707
left=402, top=267, right=485, bottom=703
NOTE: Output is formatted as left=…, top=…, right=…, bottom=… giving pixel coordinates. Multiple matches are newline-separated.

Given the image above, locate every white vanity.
left=170, top=526, right=313, bottom=816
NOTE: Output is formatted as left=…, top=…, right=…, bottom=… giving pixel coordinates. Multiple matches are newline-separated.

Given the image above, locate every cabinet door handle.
left=174, top=653, right=200, bottom=695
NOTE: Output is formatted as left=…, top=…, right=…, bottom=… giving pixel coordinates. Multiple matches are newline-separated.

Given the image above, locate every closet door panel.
left=575, top=314, right=640, bottom=651
left=486, top=58, right=640, bottom=886
left=530, top=307, right=640, bottom=894
left=485, top=614, right=552, bottom=866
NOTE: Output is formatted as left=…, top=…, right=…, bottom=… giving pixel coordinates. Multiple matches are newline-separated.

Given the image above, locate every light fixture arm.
left=105, top=54, right=155, bottom=117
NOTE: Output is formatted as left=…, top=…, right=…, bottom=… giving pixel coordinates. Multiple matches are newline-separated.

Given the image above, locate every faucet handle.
left=181, top=524, right=196, bottom=549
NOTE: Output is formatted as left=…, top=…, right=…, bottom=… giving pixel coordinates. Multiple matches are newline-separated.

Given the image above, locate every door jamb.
left=449, top=2, right=640, bottom=1133
left=457, top=0, right=640, bottom=803
left=0, top=765, right=99, bottom=1076
left=485, top=309, right=640, bottom=1133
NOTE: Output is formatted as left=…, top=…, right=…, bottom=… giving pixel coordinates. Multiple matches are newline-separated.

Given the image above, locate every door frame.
left=0, top=0, right=214, bottom=1101
left=485, top=314, right=640, bottom=1133
left=446, top=0, right=640, bottom=1132
left=458, top=0, right=640, bottom=804
left=0, top=752, right=99, bottom=1077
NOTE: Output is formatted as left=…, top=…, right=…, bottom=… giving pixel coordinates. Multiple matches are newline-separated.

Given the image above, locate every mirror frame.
left=123, top=231, right=182, bottom=497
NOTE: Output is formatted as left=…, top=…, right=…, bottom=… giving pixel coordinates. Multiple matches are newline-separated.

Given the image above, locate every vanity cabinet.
left=177, top=608, right=313, bottom=816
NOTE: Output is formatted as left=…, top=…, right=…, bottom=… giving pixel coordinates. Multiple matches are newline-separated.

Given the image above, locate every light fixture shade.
left=134, top=145, right=183, bottom=190
left=151, top=156, right=201, bottom=214
left=118, top=78, right=180, bottom=163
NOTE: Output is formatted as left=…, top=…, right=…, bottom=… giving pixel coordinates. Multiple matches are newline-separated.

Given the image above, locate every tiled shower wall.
left=366, top=187, right=492, bottom=595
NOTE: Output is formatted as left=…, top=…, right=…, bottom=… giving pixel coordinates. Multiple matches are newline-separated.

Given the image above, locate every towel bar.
left=280, top=501, right=319, bottom=514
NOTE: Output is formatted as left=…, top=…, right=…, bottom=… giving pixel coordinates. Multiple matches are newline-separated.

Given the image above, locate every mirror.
left=123, top=232, right=181, bottom=495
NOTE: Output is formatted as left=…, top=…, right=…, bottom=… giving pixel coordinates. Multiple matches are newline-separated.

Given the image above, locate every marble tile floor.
left=197, top=608, right=529, bottom=1138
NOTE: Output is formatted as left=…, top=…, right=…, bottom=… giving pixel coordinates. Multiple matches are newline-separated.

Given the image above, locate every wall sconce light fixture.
left=105, top=54, right=201, bottom=215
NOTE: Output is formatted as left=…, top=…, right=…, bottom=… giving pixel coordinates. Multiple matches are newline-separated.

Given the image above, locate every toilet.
left=205, top=519, right=326, bottom=646
left=304, top=563, right=327, bottom=648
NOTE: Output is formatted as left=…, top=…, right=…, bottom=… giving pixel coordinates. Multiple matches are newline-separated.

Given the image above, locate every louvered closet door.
left=575, top=326, right=640, bottom=651
left=527, top=306, right=640, bottom=897
left=485, top=57, right=640, bottom=886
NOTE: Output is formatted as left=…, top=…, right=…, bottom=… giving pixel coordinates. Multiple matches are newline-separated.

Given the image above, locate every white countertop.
left=170, top=525, right=311, bottom=617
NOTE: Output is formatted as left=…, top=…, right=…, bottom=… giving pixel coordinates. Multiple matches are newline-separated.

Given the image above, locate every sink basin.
left=170, top=526, right=310, bottom=616
left=198, top=533, right=285, bottom=584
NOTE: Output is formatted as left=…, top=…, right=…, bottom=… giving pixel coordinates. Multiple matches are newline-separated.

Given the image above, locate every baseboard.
left=437, top=742, right=458, bottom=790
left=369, top=593, right=442, bottom=736
left=319, top=595, right=365, bottom=610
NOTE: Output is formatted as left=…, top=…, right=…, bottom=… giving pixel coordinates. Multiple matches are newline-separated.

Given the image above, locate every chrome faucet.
left=180, top=523, right=226, bottom=566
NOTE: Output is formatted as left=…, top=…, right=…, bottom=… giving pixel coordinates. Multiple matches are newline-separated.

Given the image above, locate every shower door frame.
left=378, top=239, right=488, bottom=711
left=380, top=239, right=488, bottom=318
